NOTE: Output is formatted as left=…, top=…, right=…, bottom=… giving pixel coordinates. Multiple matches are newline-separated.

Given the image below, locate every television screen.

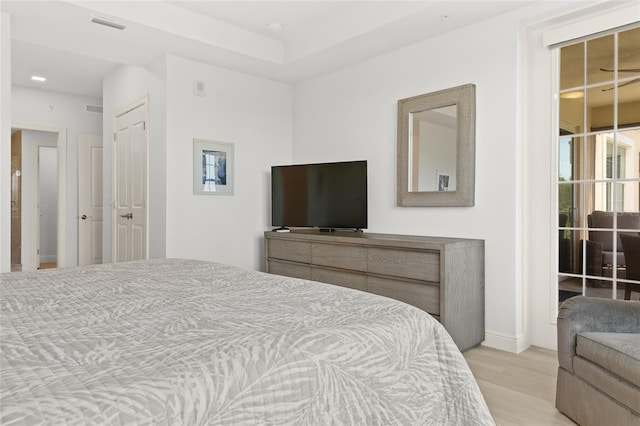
left=271, top=160, right=367, bottom=230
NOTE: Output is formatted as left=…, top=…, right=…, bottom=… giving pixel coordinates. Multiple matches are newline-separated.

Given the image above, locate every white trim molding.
left=543, top=2, right=640, bottom=47
left=483, top=330, right=531, bottom=354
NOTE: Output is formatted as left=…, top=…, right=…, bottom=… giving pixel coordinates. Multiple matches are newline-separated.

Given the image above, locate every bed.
left=1, top=258, right=493, bottom=425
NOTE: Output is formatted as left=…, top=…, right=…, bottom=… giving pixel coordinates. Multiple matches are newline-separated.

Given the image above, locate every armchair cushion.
left=577, top=332, right=640, bottom=388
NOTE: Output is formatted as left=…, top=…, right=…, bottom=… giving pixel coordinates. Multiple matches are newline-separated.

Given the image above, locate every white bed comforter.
left=1, top=259, right=493, bottom=425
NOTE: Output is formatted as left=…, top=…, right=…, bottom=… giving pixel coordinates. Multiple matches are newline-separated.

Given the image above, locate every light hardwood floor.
left=11, top=262, right=57, bottom=272
left=464, top=345, right=576, bottom=425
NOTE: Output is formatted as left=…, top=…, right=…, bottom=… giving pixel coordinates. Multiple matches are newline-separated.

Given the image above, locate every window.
left=556, top=26, right=640, bottom=303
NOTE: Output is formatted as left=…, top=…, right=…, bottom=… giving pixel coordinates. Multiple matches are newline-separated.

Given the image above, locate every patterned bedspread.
left=1, top=259, right=493, bottom=425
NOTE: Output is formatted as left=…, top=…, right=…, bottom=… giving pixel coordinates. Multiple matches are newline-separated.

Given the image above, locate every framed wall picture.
left=193, top=139, right=234, bottom=195
left=436, top=171, right=450, bottom=192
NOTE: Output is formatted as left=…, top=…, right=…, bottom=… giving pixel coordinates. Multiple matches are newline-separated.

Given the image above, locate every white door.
left=113, top=101, right=148, bottom=262
left=78, top=135, right=103, bottom=266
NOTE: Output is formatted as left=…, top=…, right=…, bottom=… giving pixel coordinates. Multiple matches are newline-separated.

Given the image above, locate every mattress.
left=1, top=258, right=493, bottom=425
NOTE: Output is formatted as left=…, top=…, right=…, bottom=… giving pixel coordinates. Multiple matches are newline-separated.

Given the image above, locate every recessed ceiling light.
left=91, top=16, right=126, bottom=31
left=31, top=75, right=46, bottom=82
left=560, top=91, right=584, bottom=99
left=267, top=22, right=283, bottom=33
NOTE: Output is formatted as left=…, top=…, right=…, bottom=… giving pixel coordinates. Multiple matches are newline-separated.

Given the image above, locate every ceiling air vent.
left=86, top=104, right=103, bottom=114
left=91, top=17, right=126, bottom=31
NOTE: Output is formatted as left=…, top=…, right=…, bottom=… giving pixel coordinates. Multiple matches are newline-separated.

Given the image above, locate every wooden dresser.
left=264, top=230, right=484, bottom=351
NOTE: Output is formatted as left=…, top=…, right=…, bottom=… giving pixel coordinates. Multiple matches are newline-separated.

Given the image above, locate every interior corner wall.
left=292, top=9, right=538, bottom=350
left=164, top=55, right=292, bottom=271
left=0, top=12, right=11, bottom=272
left=11, top=86, right=102, bottom=267
left=102, top=61, right=167, bottom=262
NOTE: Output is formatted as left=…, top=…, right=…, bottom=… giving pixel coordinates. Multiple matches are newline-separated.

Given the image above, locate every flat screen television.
left=271, top=160, right=367, bottom=231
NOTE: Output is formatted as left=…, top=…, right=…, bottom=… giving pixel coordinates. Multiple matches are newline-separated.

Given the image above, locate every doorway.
left=555, top=26, right=640, bottom=302
left=113, top=98, right=148, bottom=262
left=78, top=134, right=103, bottom=266
left=10, top=131, right=22, bottom=271
left=9, top=126, right=67, bottom=271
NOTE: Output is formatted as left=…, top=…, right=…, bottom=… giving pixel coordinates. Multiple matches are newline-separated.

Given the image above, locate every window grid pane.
left=557, top=26, right=640, bottom=304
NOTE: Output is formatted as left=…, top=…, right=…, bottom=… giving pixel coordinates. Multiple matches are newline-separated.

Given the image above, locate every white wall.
left=165, top=55, right=292, bottom=270
left=292, top=8, right=540, bottom=351
left=102, top=60, right=166, bottom=262
left=12, top=86, right=102, bottom=267
left=19, top=130, right=57, bottom=269
left=1, top=12, right=11, bottom=272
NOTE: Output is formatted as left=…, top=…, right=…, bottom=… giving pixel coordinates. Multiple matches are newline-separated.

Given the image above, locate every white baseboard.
left=482, top=330, right=530, bottom=353
left=39, top=255, right=57, bottom=263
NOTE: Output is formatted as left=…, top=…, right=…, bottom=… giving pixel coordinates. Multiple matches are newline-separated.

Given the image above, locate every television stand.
left=319, top=228, right=336, bottom=232
left=273, top=227, right=290, bottom=232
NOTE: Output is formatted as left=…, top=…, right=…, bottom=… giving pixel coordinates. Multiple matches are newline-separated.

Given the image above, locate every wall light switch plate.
left=193, top=80, right=206, bottom=96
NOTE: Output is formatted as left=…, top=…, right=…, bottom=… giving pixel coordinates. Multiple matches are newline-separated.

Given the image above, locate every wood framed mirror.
left=397, top=84, right=476, bottom=207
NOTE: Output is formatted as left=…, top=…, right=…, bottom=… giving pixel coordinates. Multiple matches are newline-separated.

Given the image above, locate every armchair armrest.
left=557, top=296, right=640, bottom=372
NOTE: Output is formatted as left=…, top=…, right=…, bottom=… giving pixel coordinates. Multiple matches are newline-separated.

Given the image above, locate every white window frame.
left=553, top=23, right=640, bottom=315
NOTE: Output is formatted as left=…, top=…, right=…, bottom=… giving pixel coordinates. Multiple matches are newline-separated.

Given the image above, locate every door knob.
left=81, top=215, right=87, bottom=220
left=120, top=213, right=133, bottom=219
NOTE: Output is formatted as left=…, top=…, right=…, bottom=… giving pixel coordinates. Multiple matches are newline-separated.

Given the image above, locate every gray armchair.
left=556, top=296, right=640, bottom=425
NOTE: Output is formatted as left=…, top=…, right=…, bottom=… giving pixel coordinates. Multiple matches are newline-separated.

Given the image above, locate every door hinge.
left=113, top=132, right=116, bottom=141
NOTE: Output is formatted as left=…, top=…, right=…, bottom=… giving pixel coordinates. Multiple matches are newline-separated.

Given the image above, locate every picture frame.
left=436, top=171, right=450, bottom=192
left=193, top=139, right=234, bottom=195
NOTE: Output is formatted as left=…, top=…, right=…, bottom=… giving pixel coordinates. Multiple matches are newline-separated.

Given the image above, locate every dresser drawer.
left=367, top=276, right=440, bottom=315
left=312, top=243, right=367, bottom=272
left=312, top=267, right=367, bottom=292
left=368, top=248, right=440, bottom=282
left=268, top=260, right=312, bottom=280
left=268, top=239, right=311, bottom=263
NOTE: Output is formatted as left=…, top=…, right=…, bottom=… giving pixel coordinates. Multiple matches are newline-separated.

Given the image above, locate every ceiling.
left=3, top=1, right=536, bottom=99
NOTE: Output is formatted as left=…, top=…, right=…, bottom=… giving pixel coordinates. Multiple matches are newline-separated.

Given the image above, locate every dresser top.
left=265, top=229, right=483, bottom=250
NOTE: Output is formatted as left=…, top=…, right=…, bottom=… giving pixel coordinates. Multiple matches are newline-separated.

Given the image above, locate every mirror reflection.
left=409, top=105, right=457, bottom=192
left=397, top=83, right=475, bottom=207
